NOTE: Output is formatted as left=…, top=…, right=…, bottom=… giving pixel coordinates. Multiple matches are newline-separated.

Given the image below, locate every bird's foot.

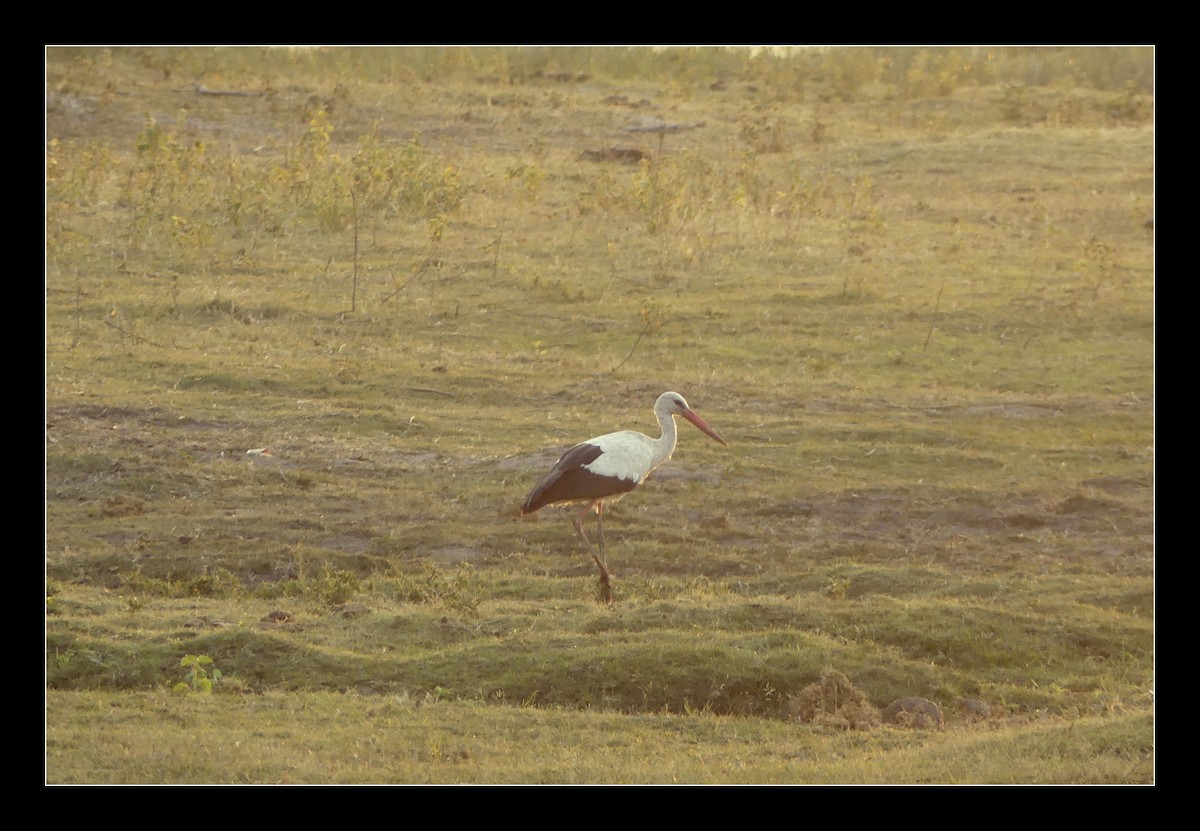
left=591, top=552, right=614, bottom=606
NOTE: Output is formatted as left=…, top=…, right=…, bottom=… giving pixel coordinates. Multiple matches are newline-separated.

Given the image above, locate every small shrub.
left=173, top=654, right=222, bottom=694
left=378, top=562, right=480, bottom=616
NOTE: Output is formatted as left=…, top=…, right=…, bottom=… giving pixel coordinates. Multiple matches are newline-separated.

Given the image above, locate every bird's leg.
left=572, top=501, right=613, bottom=604
left=594, top=502, right=613, bottom=605
left=572, top=503, right=594, bottom=547
left=595, top=502, right=608, bottom=569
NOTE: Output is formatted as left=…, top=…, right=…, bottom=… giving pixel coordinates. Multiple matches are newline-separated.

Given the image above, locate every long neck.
left=650, top=408, right=679, bottom=474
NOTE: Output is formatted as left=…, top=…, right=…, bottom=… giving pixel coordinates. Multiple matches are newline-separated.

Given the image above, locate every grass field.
left=45, top=46, right=1154, bottom=784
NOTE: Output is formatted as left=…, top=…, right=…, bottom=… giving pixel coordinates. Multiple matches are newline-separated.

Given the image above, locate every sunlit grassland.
left=47, top=690, right=1151, bottom=784
left=46, top=46, right=1153, bottom=784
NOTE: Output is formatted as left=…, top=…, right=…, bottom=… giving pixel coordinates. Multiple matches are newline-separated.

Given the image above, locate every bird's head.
left=658, top=391, right=728, bottom=446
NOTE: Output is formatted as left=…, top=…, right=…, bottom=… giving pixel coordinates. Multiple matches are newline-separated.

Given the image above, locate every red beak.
left=682, top=408, right=728, bottom=446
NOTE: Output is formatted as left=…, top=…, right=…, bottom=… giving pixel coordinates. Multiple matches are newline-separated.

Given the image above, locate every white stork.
left=520, top=391, right=728, bottom=604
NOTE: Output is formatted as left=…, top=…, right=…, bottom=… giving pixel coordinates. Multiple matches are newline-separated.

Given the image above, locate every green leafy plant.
left=425, top=685, right=452, bottom=704
left=174, top=654, right=222, bottom=695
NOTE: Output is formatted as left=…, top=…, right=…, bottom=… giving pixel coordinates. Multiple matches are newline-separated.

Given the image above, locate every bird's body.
left=520, top=391, right=728, bottom=603
left=521, top=429, right=662, bottom=514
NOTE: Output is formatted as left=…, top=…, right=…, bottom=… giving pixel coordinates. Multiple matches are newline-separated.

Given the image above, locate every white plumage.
left=578, top=430, right=659, bottom=484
